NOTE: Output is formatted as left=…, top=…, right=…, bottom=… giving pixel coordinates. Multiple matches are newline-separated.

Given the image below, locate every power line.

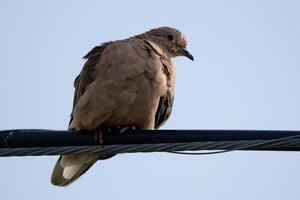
left=1, top=129, right=300, bottom=157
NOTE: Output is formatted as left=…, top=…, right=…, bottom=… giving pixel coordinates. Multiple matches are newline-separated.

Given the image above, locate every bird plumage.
left=51, top=27, right=193, bottom=186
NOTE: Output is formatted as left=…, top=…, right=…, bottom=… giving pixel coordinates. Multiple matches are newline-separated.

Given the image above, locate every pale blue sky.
left=0, top=0, right=300, bottom=199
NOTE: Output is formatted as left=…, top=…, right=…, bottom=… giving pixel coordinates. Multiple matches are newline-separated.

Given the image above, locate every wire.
left=1, top=129, right=300, bottom=157
left=169, top=134, right=300, bottom=155
left=169, top=150, right=230, bottom=155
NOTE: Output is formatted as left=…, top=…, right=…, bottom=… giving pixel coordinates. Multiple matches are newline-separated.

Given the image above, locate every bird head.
left=143, top=27, right=194, bottom=61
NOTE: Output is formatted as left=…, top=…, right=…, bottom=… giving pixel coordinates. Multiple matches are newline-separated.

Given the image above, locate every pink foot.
left=119, top=126, right=136, bottom=134
left=94, top=129, right=104, bottom=144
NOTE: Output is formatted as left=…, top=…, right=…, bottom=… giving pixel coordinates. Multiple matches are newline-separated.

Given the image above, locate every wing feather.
left=69, top=42, right=112, bottom=127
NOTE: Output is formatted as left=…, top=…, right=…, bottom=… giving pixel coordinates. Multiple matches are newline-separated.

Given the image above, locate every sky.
left=0, top=0, right=300, bottom=199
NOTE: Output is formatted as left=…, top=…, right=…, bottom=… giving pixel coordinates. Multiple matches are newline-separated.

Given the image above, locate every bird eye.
left=167, top=34, right=175, bottom=41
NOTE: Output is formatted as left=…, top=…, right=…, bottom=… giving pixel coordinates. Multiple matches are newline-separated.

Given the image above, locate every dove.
left=51, top=27, right=194, bottom=186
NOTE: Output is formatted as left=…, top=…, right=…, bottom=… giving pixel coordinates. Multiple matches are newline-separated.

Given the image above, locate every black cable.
left=1, top=129, right=300, bottom=157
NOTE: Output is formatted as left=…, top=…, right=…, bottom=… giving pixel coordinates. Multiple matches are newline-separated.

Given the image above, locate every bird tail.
left=51, top=153, right=114, bottom=186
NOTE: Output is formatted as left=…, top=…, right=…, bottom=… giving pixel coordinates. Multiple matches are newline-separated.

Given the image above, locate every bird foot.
left=119, top=126, right=136, bottom=134
left=94, top=129, right=104, bottom=144
left=94, top=126, right=136, bottom=143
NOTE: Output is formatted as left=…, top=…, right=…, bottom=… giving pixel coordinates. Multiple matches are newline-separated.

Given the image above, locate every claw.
left=119, top=126, right=136, bottom=134
left=94, top=129, right=104, bottom=144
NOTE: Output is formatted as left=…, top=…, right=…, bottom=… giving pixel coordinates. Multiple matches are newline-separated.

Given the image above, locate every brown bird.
left=51, top=27, right=194, bottom=186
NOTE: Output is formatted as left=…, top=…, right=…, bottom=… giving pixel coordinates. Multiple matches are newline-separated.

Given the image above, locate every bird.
left=51, top=27, right=194, bottom=186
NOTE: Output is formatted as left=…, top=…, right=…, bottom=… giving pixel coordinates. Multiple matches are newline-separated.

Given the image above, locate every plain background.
left=1, top=0, right=300, bottom=199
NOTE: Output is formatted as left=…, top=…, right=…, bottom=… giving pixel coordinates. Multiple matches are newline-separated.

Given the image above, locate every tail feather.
left=63, top=165, right=85, bottom=180
left=51, top=153, right=115, bottom=186
left=51, top=155, right=97, bottom=186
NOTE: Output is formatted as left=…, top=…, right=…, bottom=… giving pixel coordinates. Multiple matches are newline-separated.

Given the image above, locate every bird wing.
left=155, top=91, right=174, bottom=129
left=69, top=38, right=168, bottom=130
left=69, top=42, right=112, bottom=128
left=142, top=39, right=175, bottom=129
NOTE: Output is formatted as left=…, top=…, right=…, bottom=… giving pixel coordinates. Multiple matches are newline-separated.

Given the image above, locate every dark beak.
left=181, top=48, right=194, bottom=61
